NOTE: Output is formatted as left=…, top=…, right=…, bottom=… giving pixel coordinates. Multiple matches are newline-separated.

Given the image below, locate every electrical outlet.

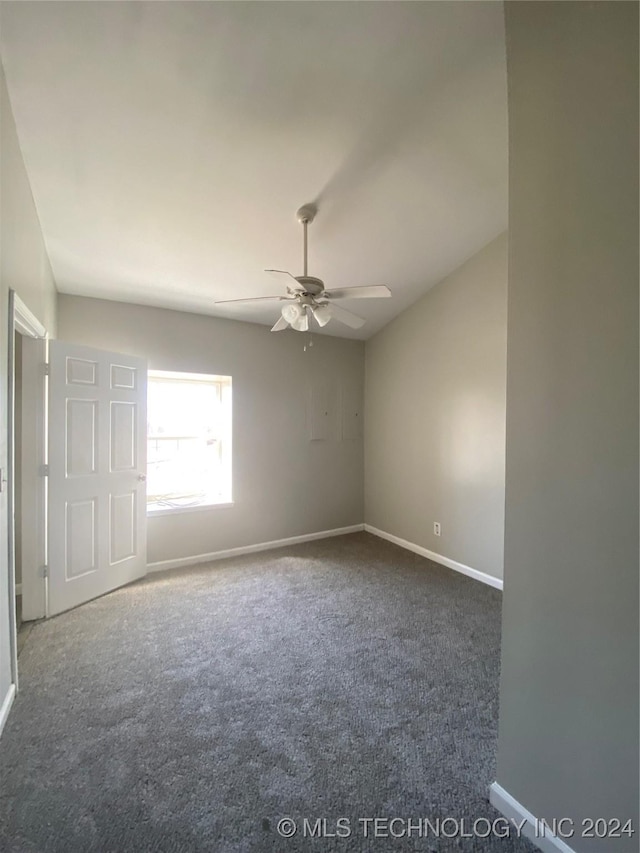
left=433, top=522, right=441, bottom=536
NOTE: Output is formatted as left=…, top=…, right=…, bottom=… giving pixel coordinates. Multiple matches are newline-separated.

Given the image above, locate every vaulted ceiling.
left=0, top=1, right=507, bottom=339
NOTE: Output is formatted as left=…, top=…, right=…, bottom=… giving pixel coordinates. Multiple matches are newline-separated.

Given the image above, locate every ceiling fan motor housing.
left=295, top=275, right=324, bottom=296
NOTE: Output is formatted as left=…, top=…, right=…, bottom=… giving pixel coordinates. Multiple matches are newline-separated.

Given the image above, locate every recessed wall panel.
left=111, top=364, right=136, bottom=390
left=65, top=499, right=97, bottom=579
left=342, top=380, right=363, bottom=441
left=66, top=357, right=97, bottom=385
left=66, top=399, right=97, bottom=476
left=110, top=492, right=136, bottom=564
left=309, top=382, right=335, bottom=441
left=111, top=402, right=136, bottom=471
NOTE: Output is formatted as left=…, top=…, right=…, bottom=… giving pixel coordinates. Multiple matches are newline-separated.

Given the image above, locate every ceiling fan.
left=214, top=204, right=391, bottom=332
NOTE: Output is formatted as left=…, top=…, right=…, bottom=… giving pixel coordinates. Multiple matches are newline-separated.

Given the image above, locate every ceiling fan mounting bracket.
left=296, top=204, right=317, bottom=225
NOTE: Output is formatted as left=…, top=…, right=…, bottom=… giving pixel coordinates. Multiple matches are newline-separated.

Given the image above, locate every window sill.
left=147, top=501, right=234, bottom=517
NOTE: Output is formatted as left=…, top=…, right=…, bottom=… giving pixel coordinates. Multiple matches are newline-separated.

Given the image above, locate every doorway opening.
left=7, top=291, right=48, bottom=693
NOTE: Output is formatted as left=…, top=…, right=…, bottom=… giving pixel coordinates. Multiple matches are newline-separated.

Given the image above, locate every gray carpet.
left=0, top=532, right=536, bottom=852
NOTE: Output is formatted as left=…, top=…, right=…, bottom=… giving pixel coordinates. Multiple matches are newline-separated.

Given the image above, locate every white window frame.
left=146, top=369, right=232, bottom=516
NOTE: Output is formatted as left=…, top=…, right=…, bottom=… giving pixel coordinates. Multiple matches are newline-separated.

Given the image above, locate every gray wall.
left=57, top=295, right=365, bottom=565
left=0, top=62, right=57, bottom=712
left=496, top=2, right=639, bottom=847
left=365, top=232, right=507, bottom=580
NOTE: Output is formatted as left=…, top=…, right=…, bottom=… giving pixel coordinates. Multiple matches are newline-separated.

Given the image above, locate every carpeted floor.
left=0, top=532, right=536, bottom=852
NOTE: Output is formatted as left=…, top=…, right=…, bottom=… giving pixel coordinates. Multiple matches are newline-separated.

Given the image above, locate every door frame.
left=7, top=290, right=48, bottom=689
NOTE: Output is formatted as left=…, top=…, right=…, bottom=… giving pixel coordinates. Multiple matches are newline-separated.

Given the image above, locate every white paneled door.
left=48, top=342, right=147, bottom=616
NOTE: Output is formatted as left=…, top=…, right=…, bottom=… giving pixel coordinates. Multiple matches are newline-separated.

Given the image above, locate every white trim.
left=9, top=293, right=49, bottom=685
left=489, top=782, right=577, bottom=853
left=13, top=293, right=46, bottom=339
left=15, top=583, right=22, bottom=596
left=147, top=501, right=234, bottom=517
left=364, top=524, right=503, bottom=590
left=7, top=290, right=19, bottom=691
left=9, top=294, right=49, bottom=637
left=147, top=524, right=365, bottom=573
left=149, top=369, right=231, bottom=385
left=0, top=685, right=16, bottom=740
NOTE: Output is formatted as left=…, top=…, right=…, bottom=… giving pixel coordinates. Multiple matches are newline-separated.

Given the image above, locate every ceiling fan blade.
left=264, top=269, right=303, bottom=287
left=214, top=295, right=286, bottom=305
left=323, top=285, right=391, bottom=300
left=271, top=315, right=289, bottom=332
left=326, top=303, right=366, bottom=329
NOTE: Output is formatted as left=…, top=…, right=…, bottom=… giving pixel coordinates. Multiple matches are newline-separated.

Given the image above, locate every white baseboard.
left=364, top=524, right=503, bottom=590
left=0, top=684, right=16, bottom=740
left=490, top=782, right=577, bottom=853
left=147, top=524, right=365, bottom=573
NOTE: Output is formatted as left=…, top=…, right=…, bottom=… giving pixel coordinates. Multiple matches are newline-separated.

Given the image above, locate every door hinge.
left=44, top=362, right=50, bottom=376
left=42, top=565, right=49, bottom=579
left=41, top=464, right=49, bottom=477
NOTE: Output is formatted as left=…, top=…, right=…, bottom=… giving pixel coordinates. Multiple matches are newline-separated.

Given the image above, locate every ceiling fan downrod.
left=296, top=204, right=317, bottom=279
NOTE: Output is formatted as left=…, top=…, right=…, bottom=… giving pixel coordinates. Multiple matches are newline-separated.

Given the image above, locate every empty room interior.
left=0, top=2, right=638, bottom=852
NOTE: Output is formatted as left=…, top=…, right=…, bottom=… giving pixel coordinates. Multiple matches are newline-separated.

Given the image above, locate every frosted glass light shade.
left=281, top=302, right=303, bottom=324
left=281, top=301, right=308, bottom=331
left=313, top=304, right=332, bottom=327
left=291, top=311, right=309, bottom=332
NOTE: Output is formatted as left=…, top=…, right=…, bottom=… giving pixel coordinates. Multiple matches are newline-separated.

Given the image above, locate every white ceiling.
left=0, top=1, right=507, bottom=340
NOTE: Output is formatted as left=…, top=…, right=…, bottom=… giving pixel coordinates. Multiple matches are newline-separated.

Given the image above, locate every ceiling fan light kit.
left=214, top=204, right=392, bottom=332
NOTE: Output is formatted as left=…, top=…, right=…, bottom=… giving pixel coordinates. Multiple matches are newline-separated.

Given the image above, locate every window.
left=147, top=370, right=232, bottom=512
